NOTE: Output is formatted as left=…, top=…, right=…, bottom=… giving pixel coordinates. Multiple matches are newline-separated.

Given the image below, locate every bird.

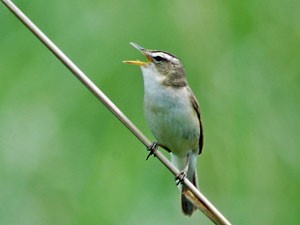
left=124, top=42, right=204, bottom=216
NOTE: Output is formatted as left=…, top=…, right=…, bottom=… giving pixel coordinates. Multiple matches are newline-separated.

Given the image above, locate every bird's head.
left=124, top=42, right=187, bottom=87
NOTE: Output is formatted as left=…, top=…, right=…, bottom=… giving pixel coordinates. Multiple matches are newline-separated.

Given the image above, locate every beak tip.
left=129, top=42, right=145, bottom=51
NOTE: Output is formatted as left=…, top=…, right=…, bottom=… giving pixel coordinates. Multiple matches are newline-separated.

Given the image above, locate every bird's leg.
left=146, top=142, right=159, bottom=160
left=175, top=171, right=186, bottom=186
left=146, top=142, right=171, bottom=160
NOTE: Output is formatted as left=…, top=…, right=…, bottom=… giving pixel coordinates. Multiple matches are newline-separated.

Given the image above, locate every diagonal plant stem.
left=1, top=1, right=232, bottom=224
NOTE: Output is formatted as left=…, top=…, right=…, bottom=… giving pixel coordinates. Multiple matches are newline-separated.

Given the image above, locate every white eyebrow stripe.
left=151, top=52, right=179, bottom=63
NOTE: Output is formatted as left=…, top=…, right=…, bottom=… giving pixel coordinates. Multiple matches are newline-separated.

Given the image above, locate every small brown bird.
left=124, top=42, right=204, bottom=216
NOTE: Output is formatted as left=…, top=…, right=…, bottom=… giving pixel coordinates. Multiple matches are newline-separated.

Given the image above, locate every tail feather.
left=171, top=152, right=199, bottom=216
left=181, top=191, right=195, bottom=216
left=181, top=172, right=198, bottom=216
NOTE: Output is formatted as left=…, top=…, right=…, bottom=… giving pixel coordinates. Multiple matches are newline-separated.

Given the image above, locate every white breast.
left=140, top=65, right=200, bottom=156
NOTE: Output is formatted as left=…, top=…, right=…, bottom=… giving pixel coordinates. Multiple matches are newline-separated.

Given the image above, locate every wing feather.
left=188, top=88, right=204, bottom=154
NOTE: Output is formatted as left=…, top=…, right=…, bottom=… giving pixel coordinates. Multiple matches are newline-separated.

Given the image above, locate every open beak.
left=123, top=42, right=152, bottom=66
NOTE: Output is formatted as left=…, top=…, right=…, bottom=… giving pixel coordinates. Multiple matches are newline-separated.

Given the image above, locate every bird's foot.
left=175, top=171, right=186, bottom=186
left=146, top=142, right=159, bottom=160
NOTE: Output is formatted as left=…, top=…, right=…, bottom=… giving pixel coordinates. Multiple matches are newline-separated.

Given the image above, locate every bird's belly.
left=144, top=96, right=199, bottom=156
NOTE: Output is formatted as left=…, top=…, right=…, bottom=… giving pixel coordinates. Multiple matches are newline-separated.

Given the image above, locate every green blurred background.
left=1, top=0, right=299, bottom=224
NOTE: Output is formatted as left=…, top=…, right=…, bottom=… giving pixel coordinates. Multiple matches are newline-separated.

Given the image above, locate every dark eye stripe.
left=153, top=56, right=164, bottom=62
left=150, top=51, right=180, bottom=64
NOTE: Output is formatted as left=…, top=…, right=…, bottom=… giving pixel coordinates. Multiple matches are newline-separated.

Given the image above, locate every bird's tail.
left=181, top=170, right=198, bottom=216
left=171, top=153, right=198, bottom=216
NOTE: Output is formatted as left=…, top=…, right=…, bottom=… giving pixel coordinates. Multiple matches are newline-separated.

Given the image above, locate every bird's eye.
left=153, top=56, right=164, bottom=62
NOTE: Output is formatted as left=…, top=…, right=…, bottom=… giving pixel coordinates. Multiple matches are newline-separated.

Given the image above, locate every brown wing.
left=189, top=89, right=204, bottom=154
